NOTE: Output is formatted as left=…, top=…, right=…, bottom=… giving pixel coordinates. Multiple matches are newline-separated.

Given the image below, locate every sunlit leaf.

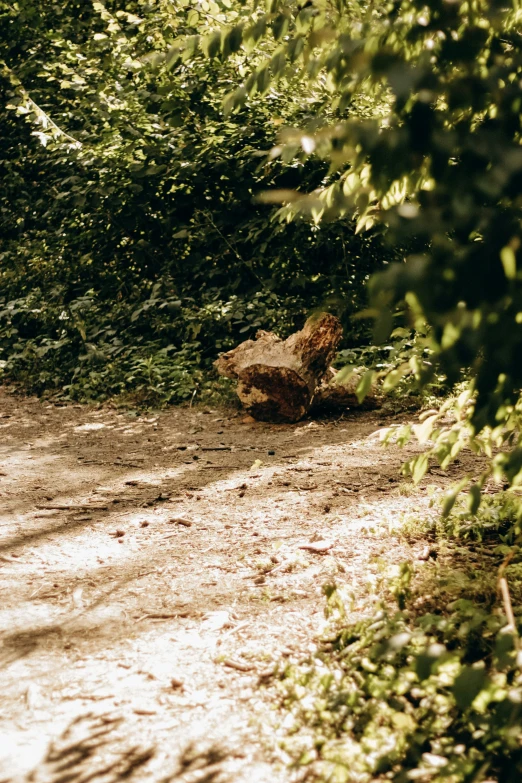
left=355, top=370, right=374, bottom=403
left=412, top=453, right=428, bottom=485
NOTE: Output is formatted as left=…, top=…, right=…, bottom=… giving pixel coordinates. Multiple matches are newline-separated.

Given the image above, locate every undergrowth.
left=0, top=287, right=305, bottom=406
left=0, top=284, right=441, bottom=409
left=274, top=493, right=522, bottom=783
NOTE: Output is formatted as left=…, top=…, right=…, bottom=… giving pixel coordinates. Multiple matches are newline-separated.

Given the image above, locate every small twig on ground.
left=200, top=465, right=242, bottom=470
left=263, top=561, right=290, bottom=577
left=498, top=570, right=522, bottom=669
left=65, top=693, right=115, bottom=701
left=36, top=503, right=109, bottom=511
left=499, top=577, right=518, bottom=639
left=216, top=620, right=250, bottom=645
left=221, top=658, right=255, bottom=672
left=298, top=540, right=334, bottom=554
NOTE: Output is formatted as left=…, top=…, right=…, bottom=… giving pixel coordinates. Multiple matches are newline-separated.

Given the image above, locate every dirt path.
left=0, top=388, right=474, bottom=783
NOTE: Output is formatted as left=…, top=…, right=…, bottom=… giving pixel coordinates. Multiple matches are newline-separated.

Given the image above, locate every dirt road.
left=0, top=388, right=459, bottom=782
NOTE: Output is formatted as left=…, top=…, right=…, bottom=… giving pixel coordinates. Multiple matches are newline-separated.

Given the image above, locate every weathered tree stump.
left=214, top=313, right=343, bottom=422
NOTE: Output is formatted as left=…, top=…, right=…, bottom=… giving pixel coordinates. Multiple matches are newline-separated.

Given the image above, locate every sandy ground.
left=0, top=387, right=474, bottom=783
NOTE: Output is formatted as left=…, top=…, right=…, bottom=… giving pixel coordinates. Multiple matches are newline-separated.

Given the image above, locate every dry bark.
left=214, top=313, right=343, bottom=422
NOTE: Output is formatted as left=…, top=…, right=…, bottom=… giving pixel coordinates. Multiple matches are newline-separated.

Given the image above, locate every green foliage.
left=275, top=494, right=522, bottom=782
left=181, top=0, right=522, bottom=468
left=279, top=604, right=522, bottom=782
left=0, top=0, right=397, bottom=402
left=0, top=285, right=308, bottom=403
left=380, top=387, right=522, bottom=511
left=335, top=324, right=449, bottom=408
left=443, top=491, right=522, bottom=545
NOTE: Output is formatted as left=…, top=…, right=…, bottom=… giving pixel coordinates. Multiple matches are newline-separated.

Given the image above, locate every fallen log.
left=214, top=313, right=343, bottom=422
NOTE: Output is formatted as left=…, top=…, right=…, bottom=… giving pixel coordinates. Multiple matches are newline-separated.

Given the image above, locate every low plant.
left=274, top=494, right=522, bottom=783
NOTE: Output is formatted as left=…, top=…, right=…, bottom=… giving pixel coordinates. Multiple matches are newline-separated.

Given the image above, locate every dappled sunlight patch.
left=73, top=422, right=107, bottom=432
left=0, top=388, right=491, bottom=782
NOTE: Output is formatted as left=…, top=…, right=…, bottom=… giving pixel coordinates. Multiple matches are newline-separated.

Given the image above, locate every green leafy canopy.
left=173, top=0, right=522, bottom=483
left=0, top=0, right=396, bottom=403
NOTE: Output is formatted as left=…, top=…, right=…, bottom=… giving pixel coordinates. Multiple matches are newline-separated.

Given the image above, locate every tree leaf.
left=202, top=31, right=221, bottom=59
left=355, top=370, right=374, bottom=403
left=468, top=483, right=481, bottom=515
left=442, top=479, right=469, bottom=517
left=271, top=14, right=289, bottom=41
left=452, top=666, right=488, bottom=710
left=412, top=453, right=428, bottom=485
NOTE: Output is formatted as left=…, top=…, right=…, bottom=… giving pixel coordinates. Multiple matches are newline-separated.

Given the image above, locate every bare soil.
left=0, top=388, right=477, bottom=783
